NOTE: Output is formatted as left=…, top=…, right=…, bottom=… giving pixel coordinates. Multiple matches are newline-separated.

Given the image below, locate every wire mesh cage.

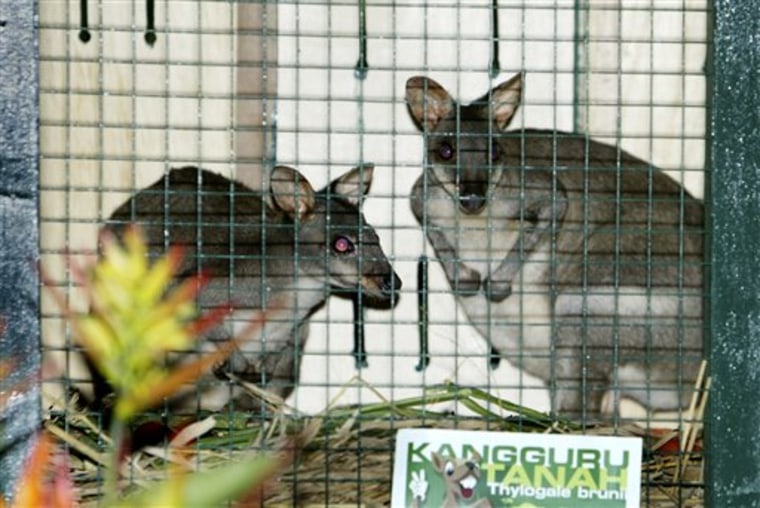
left=35, top=0, right=709, bottom=505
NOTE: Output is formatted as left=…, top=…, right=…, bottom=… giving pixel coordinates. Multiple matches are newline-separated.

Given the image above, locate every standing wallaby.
left=102, top=164, right=401, bottom=411
left=406, top=73, right=703, bottom=418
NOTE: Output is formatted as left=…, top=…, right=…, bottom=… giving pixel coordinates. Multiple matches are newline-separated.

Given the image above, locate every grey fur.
left=104, top=165, right=401, bottom=411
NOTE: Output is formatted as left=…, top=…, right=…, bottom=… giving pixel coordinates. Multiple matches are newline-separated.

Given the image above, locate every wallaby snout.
left=458, top=185, right=488, bottom=214
left=364, top=270, right=402, bottom=305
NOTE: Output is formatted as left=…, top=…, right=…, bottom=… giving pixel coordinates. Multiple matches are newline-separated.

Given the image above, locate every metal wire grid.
left=36, top=0, right=709, bottom=505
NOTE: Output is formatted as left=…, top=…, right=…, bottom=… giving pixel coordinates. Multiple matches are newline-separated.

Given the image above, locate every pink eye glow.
left=333, top=235, right=354, bottom=254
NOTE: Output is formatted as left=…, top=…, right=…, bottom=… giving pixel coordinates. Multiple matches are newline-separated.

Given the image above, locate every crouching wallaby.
left=406, top=73, right=703, bottom=418
left=101, top=164, right=401, bottom=411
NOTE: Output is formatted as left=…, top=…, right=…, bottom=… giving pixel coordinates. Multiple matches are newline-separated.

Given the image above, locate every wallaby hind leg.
left=234, top=344, right=303, bottom=402
left=553, top=318, right=615, bottom=419
left=214, top=324, right=308, bottom=404
left=554, top=312, right=701, bottom=417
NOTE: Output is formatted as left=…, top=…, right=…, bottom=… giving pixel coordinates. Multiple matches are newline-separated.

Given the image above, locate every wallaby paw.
left=489, top=345, right=501, bottom=369
left=483, top=277, right=512, bottom=302
left=452, top=268, right=481, bottom=297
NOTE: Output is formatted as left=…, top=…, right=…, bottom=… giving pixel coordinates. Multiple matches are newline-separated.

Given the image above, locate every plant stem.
left=103, top=414, right=127, bottom=504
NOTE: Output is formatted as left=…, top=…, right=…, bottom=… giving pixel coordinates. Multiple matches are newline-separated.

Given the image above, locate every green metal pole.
left=706, top=1, right=760, bottom=506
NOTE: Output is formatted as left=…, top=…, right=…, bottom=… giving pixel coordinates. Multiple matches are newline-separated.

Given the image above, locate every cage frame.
left=0, top=0, right=759, bottom=505
left=0, top=0, right=41, bottom=495
left=704, top=1, right=760, bottom=506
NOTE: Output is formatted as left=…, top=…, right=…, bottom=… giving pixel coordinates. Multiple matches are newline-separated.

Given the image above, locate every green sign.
left=391, top=428, right=641, bottom=507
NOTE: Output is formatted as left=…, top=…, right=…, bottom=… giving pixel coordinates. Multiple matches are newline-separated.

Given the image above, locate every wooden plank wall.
left=579, top=2, right=706, bottom=199
left=38, top=1, right=274, bottom=406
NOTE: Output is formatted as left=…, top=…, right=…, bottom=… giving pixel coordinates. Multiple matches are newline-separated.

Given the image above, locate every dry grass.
left=46, top=367, right=707, bottom=508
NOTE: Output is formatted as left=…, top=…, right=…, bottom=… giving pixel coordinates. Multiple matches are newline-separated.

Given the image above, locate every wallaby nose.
left=381, top=272, right=403, bottom=304
left=385, top=272, right=403, bottom=294
left=459, top=193, right=486, bottom=214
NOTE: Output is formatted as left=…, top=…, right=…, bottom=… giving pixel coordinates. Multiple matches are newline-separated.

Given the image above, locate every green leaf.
left=111, top=452, right=281, bottom=507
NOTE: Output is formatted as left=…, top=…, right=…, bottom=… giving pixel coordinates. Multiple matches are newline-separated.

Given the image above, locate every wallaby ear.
left=269, top=165, right=316, bottom=220
left=469, top=450, right=482, bottom=463
left=405, top=76, right=454, bottom=132
left=431, top=452, right=445, bottom=473
left=330, top=164, right=374, bottom=207
left=482, top=72, right=523, bottom=131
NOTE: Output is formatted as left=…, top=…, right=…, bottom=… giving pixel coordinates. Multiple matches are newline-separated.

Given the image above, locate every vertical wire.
left=162, top=0, right=171, bottom=255
left=389, top=0, right=400, bottom=400
left=417, top=2, right=430, bottom=414
left=607, top=1, right=623, bottom=430
left=644, top=0, right=657, bottom=431
left=416, top=256, right=430, bottom=371
left=517, top=1, right=527, bottom=423
left=350, top=1, right=369, bottom=501
left=453, top=0, right=462, bottom=415
left=145, top=0, right=156, bottom=46
left=129, top=0, right=138, bottom=220
left=256, top=1, right=272, bottom=417
left=576, top=0, right=592, bottom=425
left=225, top=0, right=237, bottom=436
left=263, top=0, right=276, bottom=171
left=571, top=0, right=592, bottom=426
left=96, top=0, right=110, bottom=473
left=62, top=0, right=76, bottom=458
left=490, top=0, right=505, bottom=414
left=357, top=5, right=368, bottom=367
left=352, top=297, right=368, bottom=368
left=158, top=0, right=175, bottom=427
left=549, top=0, right=562, bottom=427
left=228, top=2, right=235, bottom=174
left=675, top=0, right=691, bottom=472
left=484, top=1, right=495, bottom=417
left=196, top=2, right=203, bottom=168
left=346, top=1, right=369, bottom=372
left=416, top=0, right=431, bottom=385
left=79, top=0, right=91, bottom=42
left=572, top=0, right=587, bottom=132
left=355, top=0, right=368, bottom=79
left=292, top=0, right=302, bottom=415
left=196, top=1, right=206, bottom=399
left=489, top=0, right=500, bottom=78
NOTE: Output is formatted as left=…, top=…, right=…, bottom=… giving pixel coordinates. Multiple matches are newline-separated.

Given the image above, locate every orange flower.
left=2, top=434, right=77, bottom=508
left=54, top=226, right=230, bottom=420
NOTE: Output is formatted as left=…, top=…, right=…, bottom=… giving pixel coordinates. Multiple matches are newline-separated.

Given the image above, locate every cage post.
left=706, top=1, right=760, bottom=505
left=0, top=0, right=40, bottom=498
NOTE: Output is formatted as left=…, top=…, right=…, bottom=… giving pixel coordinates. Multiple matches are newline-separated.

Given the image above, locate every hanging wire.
left=354, top=0, right=369, bottom=79
left=416, top=256, right=430, bottom=371
left=78, top=0, right=156, bottom=45
left=489, top=0, right=501, bottom=78
left=78, top=0, right=91, bottom=42
left=352, top=296, right=368, bottom=368
left=144, top=0, right=157, bottom=46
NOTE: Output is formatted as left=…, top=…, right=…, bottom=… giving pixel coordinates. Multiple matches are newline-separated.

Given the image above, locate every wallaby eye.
left=437, top=142, right=455, bottom=161
left=332, top=235, right=355, bottom=254
left=444, top=461, right=455, bottom=476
